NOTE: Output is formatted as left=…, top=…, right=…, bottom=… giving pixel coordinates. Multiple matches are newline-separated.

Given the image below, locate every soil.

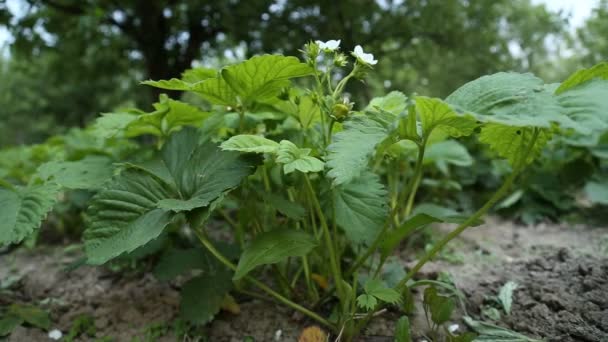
left=1, top=217, right=607, bottom=341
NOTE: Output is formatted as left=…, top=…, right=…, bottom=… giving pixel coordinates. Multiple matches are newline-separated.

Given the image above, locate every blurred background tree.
left=0, top=0, right=604, bottom=145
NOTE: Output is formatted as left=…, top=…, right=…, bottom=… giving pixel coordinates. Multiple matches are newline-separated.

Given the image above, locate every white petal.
left=316, top=39, right=340, bottom=51
left=353, top=45, right=378, bottom=65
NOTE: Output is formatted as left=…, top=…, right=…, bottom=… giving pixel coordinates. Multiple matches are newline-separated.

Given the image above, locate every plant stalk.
left=193, top=228, right=335, bottom=330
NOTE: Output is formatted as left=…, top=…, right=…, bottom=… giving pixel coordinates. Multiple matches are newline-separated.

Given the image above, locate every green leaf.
left=191, top=76, right=239, bottom=106
left=37, top=156, right=114, bottom=190
left=498, top=281, right=518, bottom=315
left=463, top=316, right=541, bottom=341
left=412, top=203, right=483, bottom=225
left=0, top=315, right=23, bottom=336
left=584, top=181, right=608, bottom=205
left=233, top=229, right=317, bottom=280
left=380, top=213, right=443, bottom=259
left=327, top=115, right=391, bottom=185
left=153, top=248, right=216, bottom=281
left=263, top=193, right=306, bottom=220
left=555, top=62, right=608, bottom=94
left=556, top=80, right=608, bottom=134
left=181, top=67, right=218, bottom=83
left=180, top=269, right=233, bottom=324
left=297, top=95, right=321, bottom=129
left=333, top=171, right=388, bottom=245
left=0, top=183, right=59, bottom=246
left=479, top=125, right=551, bottom=167
left=356, top=294, right=377, bottom=311
left=221, top=55, right=313, bottom=104
left=141, top=79, right=196, bottom=91
left=394, top=316, right=412, bottom=342
left=423, top=287, right=455, bottom=325
left=366, top=91, right=408, bottom=116
left=84, top=129, right=256, bottom=264
left=9, top=304, right=51, bottom=329
left=221, top=134, right=280, bottom=154
left=276, top=140, right=324, bottom=174
left=445, top=73, right=588, bottom=133
left=416, top=96, right=477, bottom=138
left=364, top=279, right=401, bottom=304
left=423, top=140, right=473, bottom=174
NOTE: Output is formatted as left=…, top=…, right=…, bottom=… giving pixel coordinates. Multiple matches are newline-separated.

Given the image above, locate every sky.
left=0, top=0, right=601, bottom=51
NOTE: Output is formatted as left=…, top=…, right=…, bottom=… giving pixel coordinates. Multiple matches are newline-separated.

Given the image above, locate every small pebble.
left=48, top=329, right=63, bottom=340
left=448, top=323, right=459, bottom=333
left=274, top=329, right=282, bottom=341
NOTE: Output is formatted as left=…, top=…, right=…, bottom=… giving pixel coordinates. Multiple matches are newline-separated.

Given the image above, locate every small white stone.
left=274, top=329, right=283, bottom=341
left=48, top=329, right=63, bottom=340
left=448, top=323, right=459, bottom=333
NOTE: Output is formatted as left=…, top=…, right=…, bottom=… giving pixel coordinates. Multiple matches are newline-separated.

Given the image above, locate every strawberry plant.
left=1, top=41, right=607, bottom=340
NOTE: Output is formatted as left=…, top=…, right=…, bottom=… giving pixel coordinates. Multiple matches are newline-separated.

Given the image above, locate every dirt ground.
left=1, top=217, right=607, bottom=341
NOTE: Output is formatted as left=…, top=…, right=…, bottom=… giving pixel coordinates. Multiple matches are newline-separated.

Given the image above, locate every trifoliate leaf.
left=233, top=229, right=317, bottom=280
left=37, top=156, right=114, bottom=190
left=555, top=62, right=608, bottom=94
left=356, top=294, right=378, bottom=311
left=84, top=128, right=256, bottom=264
left=0, top=183, right=59, bottom=246
left=479, top=125, right=551, bottom=167
left=366, top=91, right=408, bottom=115
left=180, top=269, right=233, bottom=324
left=333, top=171, right=388, bottom=245
left=327, top=115, right=391, bottom=185
left=221, top=135, right=280, bottom=154
left=415, top=96, right=477, bottom=138
left=364, top=279, right=401, bottom=304
left=276, top=140, right=324, bottom=174
left=498, top=281, right=518, bottom=315
left=221, top=55, right=313, bottom=104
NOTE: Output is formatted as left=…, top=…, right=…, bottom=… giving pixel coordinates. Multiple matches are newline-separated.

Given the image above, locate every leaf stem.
left=403, top=140, right=427, bottom=218
left=193, top=228, right=335, bottom=330
left=303, top=174, right=345, bottom=302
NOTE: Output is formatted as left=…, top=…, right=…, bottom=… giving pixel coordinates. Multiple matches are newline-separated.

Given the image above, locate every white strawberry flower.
left=352, top=45, right=377, bottom=65
left=315, top=39, right=341, bottom=51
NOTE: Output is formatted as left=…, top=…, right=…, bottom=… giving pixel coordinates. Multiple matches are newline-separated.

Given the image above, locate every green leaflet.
left=333, top=171, right=388, bottom=245
left=445, top=72, right=585, bottom=133
left=423, top=140, right=473, bottom=174
left=394, top=316, right=412, bottom=342
left=276, top=140, right=324, bottom=174
left=221, top=134, right=280, bottom=154
left=84, top=128, right=256, bottom=264
left=94, top=95, right=209, bottom=139
left=356, top=294, right=377, bottom=311
left=464, top=316, right=541, bottom=341
left=0, top=183, right=59, bottom=246
left=327, top=115, right=391, bottom=185
left=142, top=67, right=217, bottom=91
left=363, top=279, right=401, bottom=304
left=366, top=91, right=408, bottom=116
left=0, top=315, right=22, bottom=336
left=479, top=125, right=551, bottom=167
left=423, top=286, right=455, bottom=325
left=416, top=96, right=477, bottom=138
left=584, top=180, right=608, bottom=205
left=190, top=55, right=313, bottom=107
left=498, top=281, right=518, bottom=315
left=233, top=229, right=317, bottom=280
left=263, top=193, right=306, bottom=220
left=555, top=62, right=608, bottom=94
left=36, top=155, right=114, bottom=190
left=556, top=80, right=608, bottom=134
left=221, top=55, right=313, bottom=104
left=180, top=268, right=233, bottom=324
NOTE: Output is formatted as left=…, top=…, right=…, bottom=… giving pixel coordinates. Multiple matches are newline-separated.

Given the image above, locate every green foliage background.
left=1, top=0, right=606, bottom=146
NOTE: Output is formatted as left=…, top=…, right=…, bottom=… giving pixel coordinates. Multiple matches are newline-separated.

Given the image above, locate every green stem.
left=395, top=129, right=540, bottom=290
left=403, top=141, right=426, bottom=218
left=303, top=174, right=345, bottom=301
left=194, top=229, right=335, bottom=330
